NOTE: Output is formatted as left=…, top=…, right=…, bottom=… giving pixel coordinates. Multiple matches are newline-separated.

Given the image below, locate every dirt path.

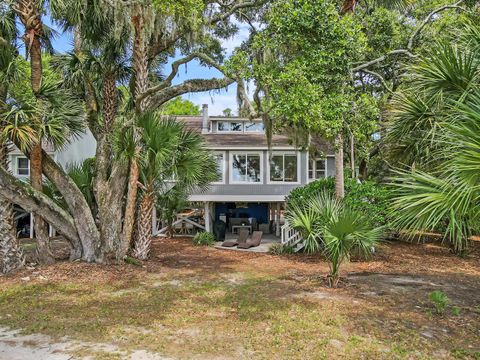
left=0, top=327, right=171, bottom=360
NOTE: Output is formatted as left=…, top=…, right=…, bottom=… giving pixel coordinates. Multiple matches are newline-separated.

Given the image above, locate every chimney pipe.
left=202, top=104, right=209, bottom=134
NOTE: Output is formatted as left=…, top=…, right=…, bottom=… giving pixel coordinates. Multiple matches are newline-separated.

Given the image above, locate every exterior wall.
left=190, top=149, right=334, bottom=202
left=55, top=130, right=97, bottom=168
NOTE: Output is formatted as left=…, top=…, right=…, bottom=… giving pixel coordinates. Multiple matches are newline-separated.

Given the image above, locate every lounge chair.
left=237, top=231, right=263, bottom=249
left=222, top=229, right=249, bottom=247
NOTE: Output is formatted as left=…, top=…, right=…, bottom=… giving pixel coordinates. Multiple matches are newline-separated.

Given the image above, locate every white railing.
left=281, top=222, right=304, bottom=252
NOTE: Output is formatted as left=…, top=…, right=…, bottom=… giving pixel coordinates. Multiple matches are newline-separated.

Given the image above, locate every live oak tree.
left=233, top=0, right=472, bottom=191
left=0, top=0, right=263, bottom=264
left=232, top=0, right=366, bottom=198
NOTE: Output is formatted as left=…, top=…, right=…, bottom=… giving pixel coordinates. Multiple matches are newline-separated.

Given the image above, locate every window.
left=315, top=159, right=326, bottom=178
left=270, top=153, right=298, bottom=182
left=230, top=152, right=262, bottom=183
left=308, top=158, right=327, bottom=180
left=17, top=157, right=29, bottom=176
left=212, top=152, right=225, bottom=183
left=244, top=122, right=264, bottom=132
left=217, top=121, right=243, bottom=132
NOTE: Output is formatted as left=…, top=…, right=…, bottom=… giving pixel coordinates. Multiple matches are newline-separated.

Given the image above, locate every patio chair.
left=237, top=231, right=263, bottom=249
left=221, top=229, right=249, bottom=247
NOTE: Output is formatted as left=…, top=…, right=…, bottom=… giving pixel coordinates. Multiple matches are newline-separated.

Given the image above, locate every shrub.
left=285, top=191, right=383, bottom=287
left=269, top=243, right=295, bottom=255
left=192, top=232, right=215, bottom=246
left=429, top=291, right=449, bottom=314
left=286, top=177, right=392, bottom=228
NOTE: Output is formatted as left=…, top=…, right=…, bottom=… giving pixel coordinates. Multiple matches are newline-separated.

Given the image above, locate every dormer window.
left=217, top=121, right=243, bottom=132
left=215, top=120, right=264, bottom=133
left=245, top=122, right=264, bottom=132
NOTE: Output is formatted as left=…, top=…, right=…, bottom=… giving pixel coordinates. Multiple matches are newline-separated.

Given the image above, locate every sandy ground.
left=0, top=327, right=171, bottom=360
left=0, top=237, right=479, bottom=359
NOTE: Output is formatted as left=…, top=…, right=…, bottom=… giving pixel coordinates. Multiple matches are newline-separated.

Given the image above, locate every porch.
left=153, top=201, right=285, bottom=252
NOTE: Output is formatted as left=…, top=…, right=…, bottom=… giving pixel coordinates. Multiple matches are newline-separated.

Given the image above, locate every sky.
left=45, top=18, right=251, bottom=116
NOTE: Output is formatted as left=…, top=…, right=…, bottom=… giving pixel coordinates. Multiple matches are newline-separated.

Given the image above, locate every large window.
left=230, top=152, right=262, bottom=183
left=217, top=121, right=243, bottom=132
left=269, top=153, right=298, bottom=183
left=212, top=152, right=225, bottom=183
left=17, top=157, right=29, bottom=176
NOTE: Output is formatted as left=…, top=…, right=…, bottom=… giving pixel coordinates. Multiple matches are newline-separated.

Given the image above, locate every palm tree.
left=132, top=113, right=217, bottom=260
left=285, top=191, right=383, bottom=287
left=0, top=5, right=24, bottom=273
left=1, top=56, right=85, bottom=263
left=11, top=0, right=54, bottom=263
left=388, top=22, right=480, bottom=254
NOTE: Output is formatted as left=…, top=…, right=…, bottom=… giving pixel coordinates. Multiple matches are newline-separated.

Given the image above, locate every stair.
left=281, top=222, right=304, bottom=252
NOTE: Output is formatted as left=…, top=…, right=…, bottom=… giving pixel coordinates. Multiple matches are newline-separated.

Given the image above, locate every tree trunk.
left=350, top=133, right=355, bottom=179
left=126, top=4, right=150, bottom=256
left=359, top=159, right=368, bottom=181
left=30, top=143, right=55, bottom=264
left=132, top=189, right=154, bottom=260
left=94, top=138, right=128, bottom=259
left=0, top=144, right=24, bottom=274
left=41, top=151, right=99, bottom=261
left=102, top=73, right=117, bottom=132
left=335, top=132, right=345, bottom=199
left=122, top=158, right=139, bottom=253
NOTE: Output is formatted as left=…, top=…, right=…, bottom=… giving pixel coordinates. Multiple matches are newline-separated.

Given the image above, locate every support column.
left=205, top=201, right=212, bottom=233
left=276, top=202, right=281, bottom=237
left=29, top=213, right=34, bottom=239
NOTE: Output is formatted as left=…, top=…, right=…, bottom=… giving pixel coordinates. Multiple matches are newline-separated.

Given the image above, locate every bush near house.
left=192, top=232, right=216, bottom=246
left=286, top=177, right=392, bottom=228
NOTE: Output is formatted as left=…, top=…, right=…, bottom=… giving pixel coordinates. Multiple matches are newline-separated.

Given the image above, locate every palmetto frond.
left=411, top=42, right=480, bottom=100
left=1, top=58, right=85, bottom=152
left=390, top=91, right=480, bottom=254
left=137, top=112, right=217, bottom=194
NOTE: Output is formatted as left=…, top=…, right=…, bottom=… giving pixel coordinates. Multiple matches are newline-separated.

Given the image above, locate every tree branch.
left=0, top=167, right=80, bottom=246
left=407, top=0, right=465, bottom=51
left=147, top=77, right=235, bottom=110
left=353, top=0, right=465, bottom=72
left=208, top=1, right=263, bottom=25
left=139, top=52, right=226, bottom=103
left=359, top=69, right=394, bottom=94
left=237, top=79, right=257, bottom=118
left=353, top=49, right=415, bottom=72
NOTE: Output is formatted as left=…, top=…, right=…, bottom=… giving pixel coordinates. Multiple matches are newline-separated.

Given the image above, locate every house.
left=8, top=132, right=96, bottom=238
left=8, top=104, right=335, bottom=243
left=154, top=105, right=335, bottom=239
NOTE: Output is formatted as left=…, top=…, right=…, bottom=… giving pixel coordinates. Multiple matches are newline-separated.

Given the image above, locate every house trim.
left=189, top=194, right=286, bottom=202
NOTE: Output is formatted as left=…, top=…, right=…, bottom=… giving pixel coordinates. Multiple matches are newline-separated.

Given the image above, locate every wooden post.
left=276, top=202, right=281, bottom=237
left=205, top=202, right=212, bottom=233
left=29, top=213, right=34, bottom=239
